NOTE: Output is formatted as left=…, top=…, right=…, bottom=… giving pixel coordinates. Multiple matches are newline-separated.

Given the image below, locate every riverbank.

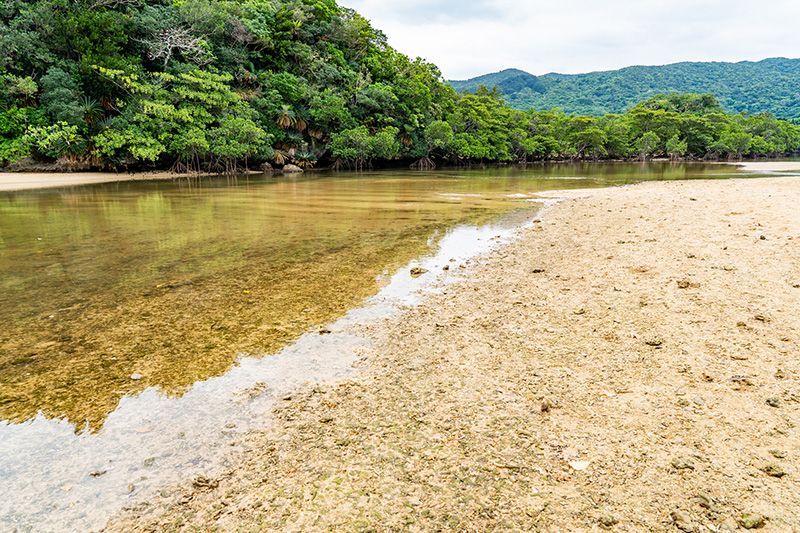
left=1, top=160, right=799, bottom=192
left=0, top=171, right=184, bottom=191
left=736, top=161, right=800, bottom=173
left=107, top=176, right=800, bottom=531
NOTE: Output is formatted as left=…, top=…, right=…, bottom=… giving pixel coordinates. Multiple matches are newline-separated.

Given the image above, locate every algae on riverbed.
left=0, top=173, right=524, bottom=429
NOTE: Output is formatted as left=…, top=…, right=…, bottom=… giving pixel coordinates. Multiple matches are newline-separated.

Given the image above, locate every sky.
left=342, top=0, right=800, bottom=80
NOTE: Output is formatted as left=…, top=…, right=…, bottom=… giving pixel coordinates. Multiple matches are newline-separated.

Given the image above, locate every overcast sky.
left=342, top=0, right=800, bottom=80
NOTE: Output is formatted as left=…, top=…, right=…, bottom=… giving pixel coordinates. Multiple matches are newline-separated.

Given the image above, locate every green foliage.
left=665, top=135, right=688, bottom=160
left=451, top=59, right=800, bottom=120
left=2, top=1, right=799, bottom=171
left=0, top=106, right=46, bottom=163
left=24, top=122, right=85, bottom=159
left=40, top=67, right=85, bottom=126
left=635, top=131, right=661, bottom=160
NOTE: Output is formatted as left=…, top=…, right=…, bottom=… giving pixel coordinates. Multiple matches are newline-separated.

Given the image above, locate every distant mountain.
left=448, top=58, right=800, bottom=119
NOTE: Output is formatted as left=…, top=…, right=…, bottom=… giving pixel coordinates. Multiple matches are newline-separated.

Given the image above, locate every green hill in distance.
left=449, top=58, right=800, bottom=119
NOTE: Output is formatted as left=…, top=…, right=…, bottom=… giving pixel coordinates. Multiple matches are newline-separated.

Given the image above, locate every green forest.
left=1, top=0, right=799, bottom=173
left=450, top=58, right=800, bottom=119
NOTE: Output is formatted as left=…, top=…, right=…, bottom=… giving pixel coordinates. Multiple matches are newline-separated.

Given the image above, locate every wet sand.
left=0, top=172, right=182, bottom=191
left=104, top=176, right=798, bottom=530
left=736, top=161, right=800, bottom=173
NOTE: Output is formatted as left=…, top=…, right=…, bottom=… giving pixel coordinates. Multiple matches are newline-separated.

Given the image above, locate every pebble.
left=671, top=457, right=695, bottom=471
left=765, top=397, right=780, bottom=408
left=739, top=513, right=766, bottom=529
left=130, top=373, right=143, bottom=381
left=691, top=493, right=717, bottom=511
left=410, top=267, right=428, bottom=277
left=568, top=460, right=591, bottom=471
left=759, top=464, right=786, bottom=478
left=670, top=509, right=695, bottom=532
left=598, top=514, right=618, bottom=529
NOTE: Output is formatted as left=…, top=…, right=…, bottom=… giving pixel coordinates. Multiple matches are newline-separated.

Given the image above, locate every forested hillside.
left=450, top=58, right=800, bottom=119
left=1, top=2, right=799, bottom=172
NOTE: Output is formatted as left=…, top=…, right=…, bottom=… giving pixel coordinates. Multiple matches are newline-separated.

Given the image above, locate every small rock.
left=765, top=397, right=780, bottom=408
left=319, top=328, right=332, bottom=335
left=730, top=375, right=754, bottom=387
left=739, top=513, right=766, bottom=529
left=645, top=338, right=664, bottom=347
left=599, top=514, right=618, bottom=529
left=89, top=470, right=107, bottom=478
left=573, top=307, right=587, bottom=315
left=691, top=396, right=705, bottom=406
left=671, top=509, right=695, bottom=532
left=691, top=493, right=717, bottom=512
left=192, top=476, right=219, bottom=490
left=442, top=265, right=450, bottom=271
left=759, top=235, right=767, bottom=241
left=127, top=483, right=135, bottom=494
left=281, top=164, right=303, bottom=173
left=532, top=268, right=546, bottom=274
left=130, top=373, right=143, bottom=381
left=718, top=518, right=739, bottom=532
left=759, top=464, right=787, bottom=478
left=676, top=398, right=690, bottom=407
left=769, top=450, right=787, bottom=459
left=143, top=457, right=155, bottom=467
left=671, top=457, right=695, bottom=471
left=541, top=398, right=557, bottom=413
left=754, top=314, right=771, bottom=323
left=677, top=279, right=699, bottom=289
left=410, top=267, right=428, bottom=278
left=568, top=460, right=591, bottom=471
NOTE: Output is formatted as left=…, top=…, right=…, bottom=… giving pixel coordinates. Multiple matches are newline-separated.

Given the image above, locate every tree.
left=39, top=68, right=84, bottom=127
left=665, top=135, right=688, bottom=160
left=635, top=131, right=661, bottom=160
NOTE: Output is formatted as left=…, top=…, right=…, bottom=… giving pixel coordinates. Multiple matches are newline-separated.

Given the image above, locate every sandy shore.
left=736, top=161, right=800, bottom=173
left=108, top=177, right=800, bottom=531
left=0, top=171, right=187, bottom=191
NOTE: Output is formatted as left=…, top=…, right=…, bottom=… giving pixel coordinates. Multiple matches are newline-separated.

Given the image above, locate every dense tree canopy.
left=450, top=59, right=800, bottom=119
left=1, top=1, right=799, bottom=172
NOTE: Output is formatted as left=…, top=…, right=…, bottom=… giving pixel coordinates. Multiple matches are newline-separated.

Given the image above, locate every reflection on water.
left=0, top=162, right=743, bottom=529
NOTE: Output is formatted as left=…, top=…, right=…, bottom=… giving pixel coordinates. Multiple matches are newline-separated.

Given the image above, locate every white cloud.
left=342, top=0, right=800, bottom=79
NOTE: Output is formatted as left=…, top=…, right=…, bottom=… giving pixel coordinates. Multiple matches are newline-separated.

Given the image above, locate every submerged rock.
left=282, top=164, right=303, bottom=173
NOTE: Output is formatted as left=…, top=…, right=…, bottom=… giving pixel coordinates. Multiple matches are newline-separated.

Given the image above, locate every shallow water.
left=0, top=162, right=745, bottom=530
